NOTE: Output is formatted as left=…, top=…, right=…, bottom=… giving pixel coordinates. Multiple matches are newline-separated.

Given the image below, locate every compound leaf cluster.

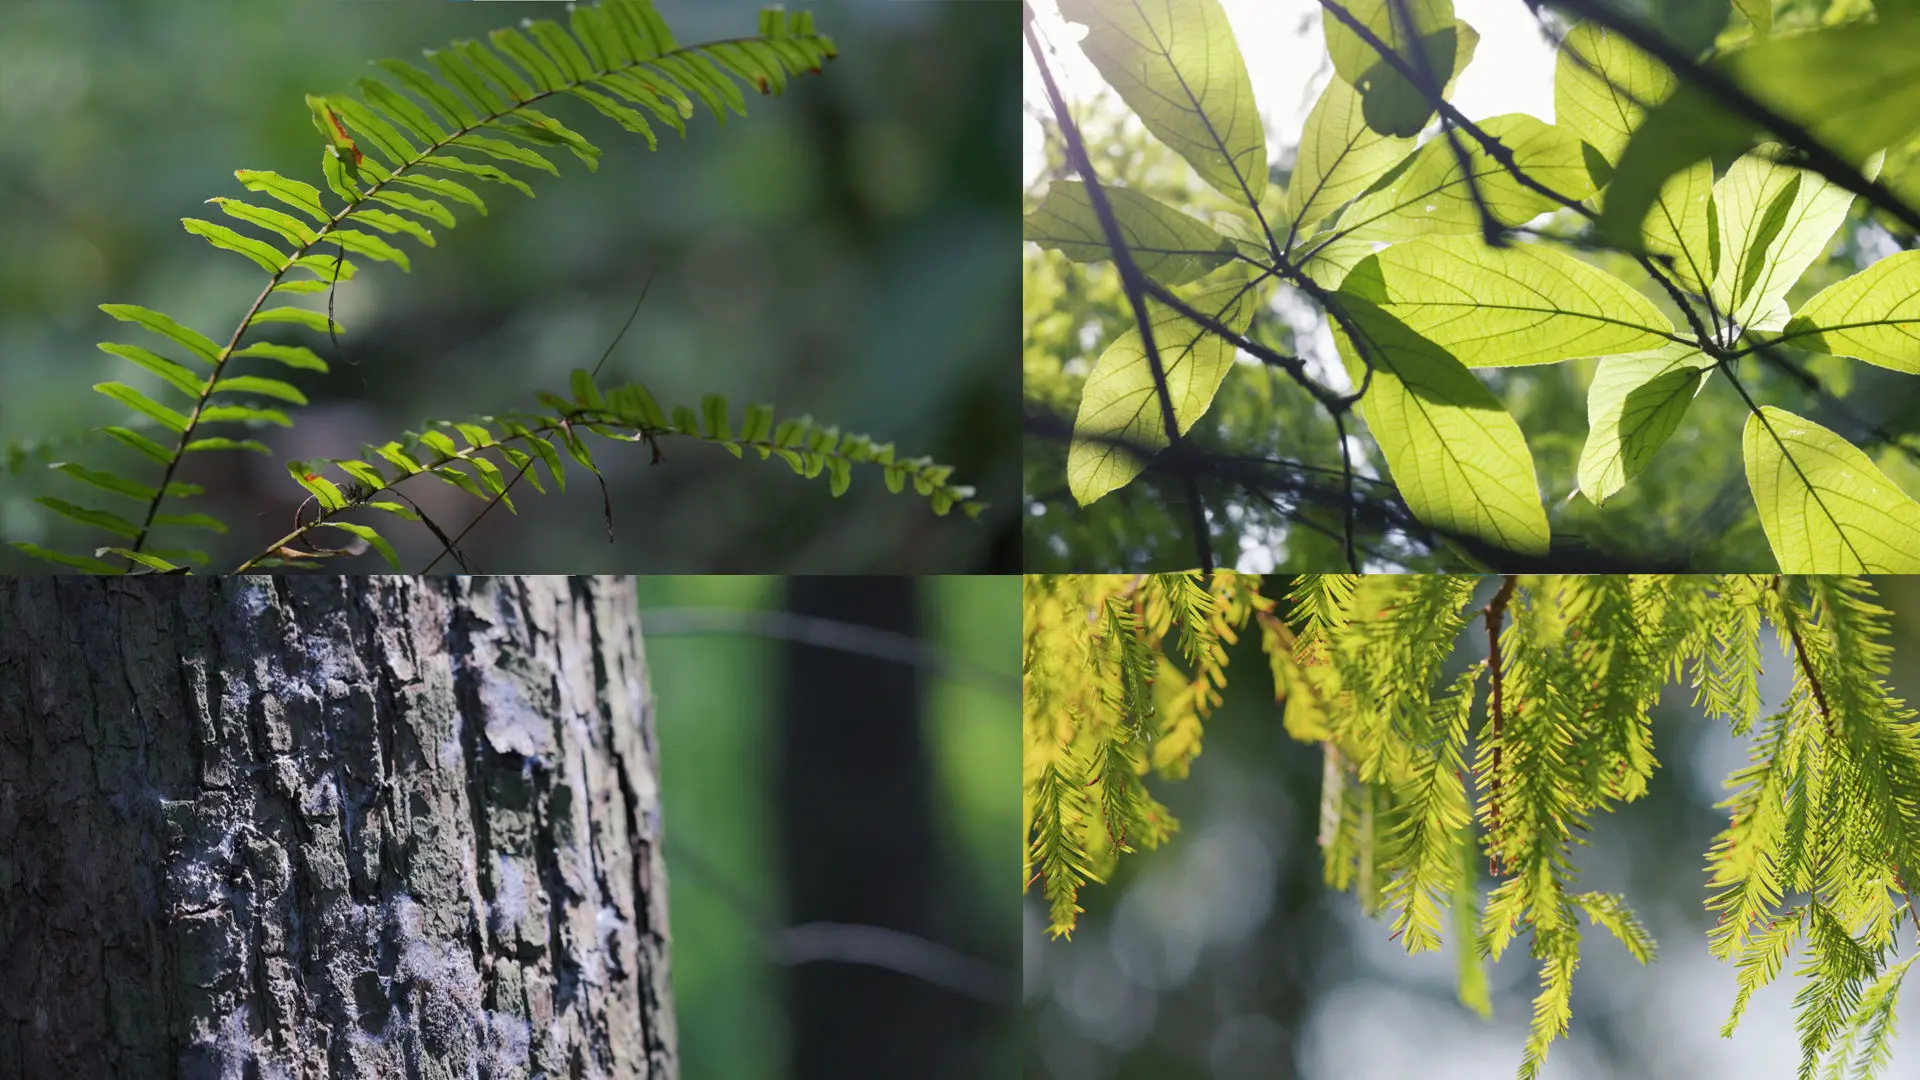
left=1025, top=0, right=1920, bottom=571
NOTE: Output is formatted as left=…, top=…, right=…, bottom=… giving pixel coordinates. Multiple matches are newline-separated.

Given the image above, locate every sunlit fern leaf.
left=211, top=377, right=308, bottom=406
left=184, top=437, right=271, bottom=455
left=207, top=198, right=319, bottom=247
left=150, top=512, right=226, bottom=535
left=9, top=542, right=126, bottom=573
left=319, top=522, right=400, bottom=571
left=94, top=383, right=188, bottom=433
left=98, top=343, right=205, bottom=398
left=232, top=343, right=329, bottom=373
left=184, top=218, right=289, bottom=273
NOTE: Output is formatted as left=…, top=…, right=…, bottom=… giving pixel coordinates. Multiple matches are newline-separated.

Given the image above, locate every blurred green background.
left=639, top=575, right=1017, bottom=1079
left=0, top=0, right=1017, bottom=573
left=1025, top=576, right=1920, bottom=1080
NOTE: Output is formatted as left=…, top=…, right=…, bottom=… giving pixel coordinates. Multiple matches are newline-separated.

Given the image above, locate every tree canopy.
left=1023, top=0, right=1920, bottom=573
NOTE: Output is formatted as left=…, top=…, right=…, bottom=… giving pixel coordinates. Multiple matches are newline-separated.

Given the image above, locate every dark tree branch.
left=1544, top=0, right=1920, bottom=239
left=1483, top=574, right=1519, bottom=876
left=1026, top=4, right=1215, bottom=575
left=1771, top=575, right=1834, bottom=738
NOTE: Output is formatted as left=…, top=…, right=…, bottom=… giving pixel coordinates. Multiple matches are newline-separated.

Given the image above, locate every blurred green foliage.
left=1, top=0, right=1017, bottom=572
left=637, top=575, right=1015, bottom=1080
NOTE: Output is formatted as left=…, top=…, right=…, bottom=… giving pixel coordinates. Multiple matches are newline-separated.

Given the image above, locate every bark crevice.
left=0, top=577, right=675, bottom=1080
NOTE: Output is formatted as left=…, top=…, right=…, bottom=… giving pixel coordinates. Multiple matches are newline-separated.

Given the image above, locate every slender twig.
left=1387, top=0, right=1503, bottom=246
left=666, top=830, right=1013, bottom=1005
left=1483, top=575, right=1519, bottom=877
left=1026, top=4, right=1214, bottom=574
left=1332, top=409, right=1360, bottom=570
left=1771, top=575, right=1833, bottom=738
left=636, top=606, right=1020, bottom=698
left=419, top=458, right=533, bottom=574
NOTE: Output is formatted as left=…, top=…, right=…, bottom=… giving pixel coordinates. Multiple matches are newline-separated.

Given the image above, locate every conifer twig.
left=1772, top=576, right=1834, bottom=737
left=1484, top=575, right=1519, bottom=876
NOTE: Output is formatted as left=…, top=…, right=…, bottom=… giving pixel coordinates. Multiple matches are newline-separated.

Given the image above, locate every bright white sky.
left=1022, top=0, right=1561, bottom=184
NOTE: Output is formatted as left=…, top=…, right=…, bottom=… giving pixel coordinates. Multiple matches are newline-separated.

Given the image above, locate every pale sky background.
left=1022, top=0, right=1562, bottom=184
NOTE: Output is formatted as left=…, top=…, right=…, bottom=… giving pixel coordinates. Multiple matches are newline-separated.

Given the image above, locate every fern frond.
left=1726, top=906, right=1805, bottom=1036
left=1573, top=891, right=1656, bottom=963
left=16, top=0, right=868, bottom=573
left=233, top=371, right=980, bottom=571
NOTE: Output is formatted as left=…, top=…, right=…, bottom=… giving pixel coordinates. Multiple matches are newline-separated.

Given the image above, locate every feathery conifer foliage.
left=8, top=0, right=981, bottom=574
left=1024, top=573, right=1920, bottom=1080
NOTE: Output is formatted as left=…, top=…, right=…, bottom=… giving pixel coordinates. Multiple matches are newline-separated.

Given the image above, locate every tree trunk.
left=0, top=576, right=676, bottom=1080
left=780, top=578, right=988, bottom=1080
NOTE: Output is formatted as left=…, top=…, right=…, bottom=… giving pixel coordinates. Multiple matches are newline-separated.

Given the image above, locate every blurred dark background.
left=1025, top=576, right=1920, bottom=1080
left=640, top=575, right=1018, bottom=1080
left=0, top=0, right=1017, bottom=573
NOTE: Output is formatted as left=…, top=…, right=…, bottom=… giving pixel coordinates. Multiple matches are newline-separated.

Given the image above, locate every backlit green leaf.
left=1057, top=0, right=1268, bottom=205
left=199, top=405, right=292, bottom=428
left=98, top=343, right=204, bottom=398
left=183, top=218, right=290, bottom=273
left=1781, top=249, right=1920, bottom=374
left=1711, top=150, right=1857, bottom=332
left=1289, top=76, right=1416, bottom=235
left=252, top=307, right=343, bottom=335
left=1334, top=296, right=1550, bottom=557
left=1640, top=158, right=1716, bottom=296
left=233, top=343, right=330, bottom=373
left=1553, top=22, right=1675, bottom=167
left=1024, top=180, right=1234, bottom=285
left=234, top=169, right=331, bottom=224
left=150, top=512, right=228, bottom=534
left=103, top=426, right=172, bottom=464
left=10, top=542, right=124, bottom=573
left=322, top=522, right=401, bottom=570
left=1733, top=0, right=1772, bottom=36
left=1600, top=20, right=1920, bottom=251
left=211, top=376, right=309, bottom=406
left=99, top=304, right=223, bottom=364
left=206, top=197, right=320, bottom=247
left=1340, top=235, right=1674, bottom=367
left=1743, top=406, right=1920, bottom=572
left=35, top=496, right=140, bottom=539
left=1068, top=278, right=1257, bottom=505
left=50, top=462, right=158, bottom=501
left=1337, top=114, right=1590, bottom=241
left=94, top=382, right=189, bottom=433
left=1576, top=344, right=1715, bottom=504
left=1321, top=0, right=1456, bottom=137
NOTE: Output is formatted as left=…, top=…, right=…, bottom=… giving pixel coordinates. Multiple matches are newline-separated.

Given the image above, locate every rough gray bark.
left=0, top=576, right=675, bottom=1080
